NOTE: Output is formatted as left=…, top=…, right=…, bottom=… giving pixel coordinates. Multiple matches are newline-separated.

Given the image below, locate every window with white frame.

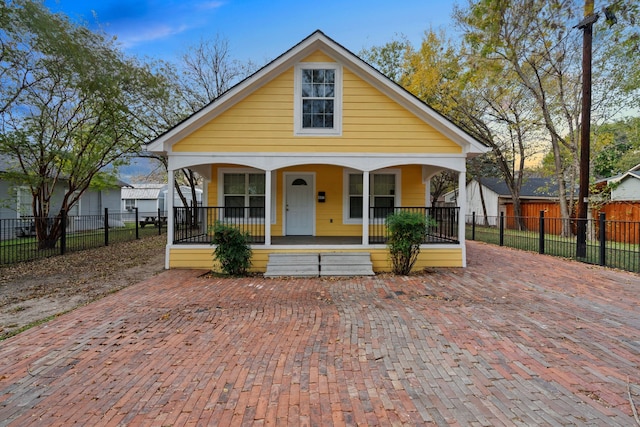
left=223, top=172, right=265, bottom=219
left=344, top=171, right=399, bottom=222
left=17, top=186, right=32, bottom=217
left=294, top=63, right=342, bottom=135
left=124, top=199, right=135, bottom=211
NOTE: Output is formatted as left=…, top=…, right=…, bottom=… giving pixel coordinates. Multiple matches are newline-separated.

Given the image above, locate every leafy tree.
left=359, top=35, right=411, bottom=84
left=592, top=116, right=640, bottom=178
left=0, top=0, right=167, bottom=248
left=454, top=0, right=640, bottom=235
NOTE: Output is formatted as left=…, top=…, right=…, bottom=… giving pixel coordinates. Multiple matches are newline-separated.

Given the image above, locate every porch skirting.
left=166, top=244, right=464, bottom=273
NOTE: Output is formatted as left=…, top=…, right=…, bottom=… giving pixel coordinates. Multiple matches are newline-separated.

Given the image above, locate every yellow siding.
left=169, top=247, right=463, bottom=272
left=173, top=51, right=462, bottom=155
left=207, top=164, right=426, bottom=238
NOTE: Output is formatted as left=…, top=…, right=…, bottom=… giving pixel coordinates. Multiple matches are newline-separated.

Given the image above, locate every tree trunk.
left=477, top=178, right=489, bottom=226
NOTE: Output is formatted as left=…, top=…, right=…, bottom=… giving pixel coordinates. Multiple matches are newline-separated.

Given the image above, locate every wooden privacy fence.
left=502, top=201, right=640, bottom=244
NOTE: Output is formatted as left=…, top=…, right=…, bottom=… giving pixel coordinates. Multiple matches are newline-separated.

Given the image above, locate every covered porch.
left=172, top=205, right=461, bottom=246
left=163, top=155, right=470, bottom=272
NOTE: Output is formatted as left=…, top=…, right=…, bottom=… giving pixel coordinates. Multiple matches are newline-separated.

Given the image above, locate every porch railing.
left=174, top=206, right=460, bottom=245
left=368, top=207, right=460, bottom=244
left=173, top=206, right=265, bottom=244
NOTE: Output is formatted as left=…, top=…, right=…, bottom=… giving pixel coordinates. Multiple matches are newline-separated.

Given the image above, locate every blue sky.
left=44, top=0, right=459, bottom=65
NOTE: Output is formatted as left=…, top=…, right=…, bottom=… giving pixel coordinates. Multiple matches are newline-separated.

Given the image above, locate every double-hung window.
left=294, top=63, right=342, bottom=135
left=223, top=173, right=265, bottom=219
left=344, top=171, right=400, bottom=222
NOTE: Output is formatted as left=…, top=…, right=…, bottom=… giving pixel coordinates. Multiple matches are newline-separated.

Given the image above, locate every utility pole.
left=576, top=0, right=598, bottom=259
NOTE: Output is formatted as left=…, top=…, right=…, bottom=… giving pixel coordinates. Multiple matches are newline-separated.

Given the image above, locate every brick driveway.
left=1, top=242, right=639, bottom=426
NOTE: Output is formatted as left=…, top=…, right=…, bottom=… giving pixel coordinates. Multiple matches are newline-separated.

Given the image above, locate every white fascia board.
left=167, top=151, right=467, bottom=173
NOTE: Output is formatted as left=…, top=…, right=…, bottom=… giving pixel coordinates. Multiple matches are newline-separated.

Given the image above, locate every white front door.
left=285, top=174, right=314, bottom=235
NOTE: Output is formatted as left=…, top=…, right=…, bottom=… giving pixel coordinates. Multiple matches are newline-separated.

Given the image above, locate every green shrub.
left=210, top=222, right=252, bottom=276
left=386, top=211, right=433, bottom=275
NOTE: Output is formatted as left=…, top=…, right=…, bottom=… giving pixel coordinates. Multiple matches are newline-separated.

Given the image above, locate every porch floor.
left=271, top=236, right=362, bottom=245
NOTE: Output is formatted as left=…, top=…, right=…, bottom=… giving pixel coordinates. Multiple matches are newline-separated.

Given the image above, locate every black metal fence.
left=0, top=208, right=166, bottom=266
left=466, top=211, right=640, bottom=273
left=174, top=206, right=460, bottom=246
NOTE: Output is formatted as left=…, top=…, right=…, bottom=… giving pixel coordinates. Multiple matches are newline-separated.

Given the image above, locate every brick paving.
left=1, top=241, right=639, bottom=426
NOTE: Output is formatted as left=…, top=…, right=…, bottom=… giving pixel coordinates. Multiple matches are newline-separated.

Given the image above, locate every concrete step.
left=264, top=253, right=319, bottom=277
left=320, top=252, right=374, bottom=276
left=264, top=252, right=374, bottom=277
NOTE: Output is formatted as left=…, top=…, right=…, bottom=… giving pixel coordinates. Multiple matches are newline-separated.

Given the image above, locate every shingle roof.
left=477, top=177, right=560, bottom=198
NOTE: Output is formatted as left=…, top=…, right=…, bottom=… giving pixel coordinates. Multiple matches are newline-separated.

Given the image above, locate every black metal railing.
left=0, top=208, right=166, bottom=266
left=369, top=206, right=460, bottom=244
left=466, top=211, right=640, bottom=273
left=175, top=206, right=460, bottom=246
left=173, top=206, right=266, bottom=244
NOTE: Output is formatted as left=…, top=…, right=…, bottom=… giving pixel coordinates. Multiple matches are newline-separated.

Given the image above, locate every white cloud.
left=117, top=24, right=191, bottom=48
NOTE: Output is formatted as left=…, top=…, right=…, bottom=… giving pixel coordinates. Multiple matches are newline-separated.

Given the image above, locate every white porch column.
left=165, top=169, right=175, bottom=270
left=458, top=171, right=467, bottom=267
left=362, top=171, right=370, bottom=245
left=264, top=170, right=272, bottom=246
left=425, top=177, right=432, bottom=207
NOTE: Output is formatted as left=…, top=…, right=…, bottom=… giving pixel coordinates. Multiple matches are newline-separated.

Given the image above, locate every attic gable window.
left=294, top=63, right=342, bottom=136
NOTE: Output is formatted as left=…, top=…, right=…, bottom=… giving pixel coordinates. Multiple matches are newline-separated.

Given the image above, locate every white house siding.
left=611, top=178, right=640, bottom=201
left=466, top=181, right=500, bottom=226
left=137, top=199, right=160, bottom=214
left=0, top=180, right=17, bottom=220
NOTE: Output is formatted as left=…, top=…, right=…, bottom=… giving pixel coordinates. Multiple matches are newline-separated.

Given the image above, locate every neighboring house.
left=605, top=163, right=640, bottom=201
left=147, top=31, right=488, bottom=273
left=0, top=155, right=130, bottom=238
left=450, top=177, right=560, bottom=226
left=121, top=184, right=165, bottom=214
left=121, top=184, right=203, bottom=214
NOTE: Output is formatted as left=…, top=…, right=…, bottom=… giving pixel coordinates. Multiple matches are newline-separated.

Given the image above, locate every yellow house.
left=147, top=31, right=488, bottom=275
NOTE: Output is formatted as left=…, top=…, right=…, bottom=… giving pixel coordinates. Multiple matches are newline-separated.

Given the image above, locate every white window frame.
left=293, top=62, right=342, bottom=136
left=17, top=186, right=31, bottom=217
left=342, top=169, right=401, bottom=224
left=218, top=168, right=276, bottom=224
left=124, top=199, right=136, bottom=211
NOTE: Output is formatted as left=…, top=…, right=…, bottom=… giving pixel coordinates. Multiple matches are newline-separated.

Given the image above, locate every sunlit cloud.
left=116, top=24, right=192, bottom=48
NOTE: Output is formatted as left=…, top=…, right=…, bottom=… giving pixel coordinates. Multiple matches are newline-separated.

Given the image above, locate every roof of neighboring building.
left=475, top=177, right=560, bottom=198
left=121, top=184, right=166, bottom=200
left=604, top=169, right=640, bottom=184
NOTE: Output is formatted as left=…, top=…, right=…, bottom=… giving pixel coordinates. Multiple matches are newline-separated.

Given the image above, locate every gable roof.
left=604, top=164, right=640, bottom=185
left=475, top=177, right=560, bottom=199
left=146, top=30, right=488, bottom=156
